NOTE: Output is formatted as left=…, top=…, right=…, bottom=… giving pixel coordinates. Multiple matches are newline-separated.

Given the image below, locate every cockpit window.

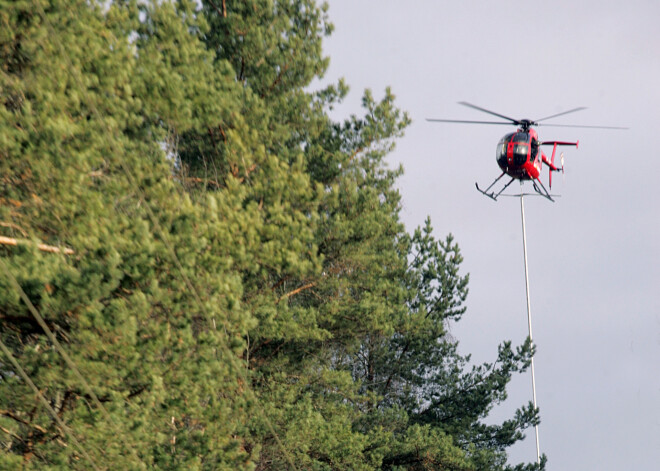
left=514, top=132, right=529, bottom=143
left=498, top=141, right=507, bottom=159
left=496, top=135, right=509, bottom=164
left=530, top=138, right=539, bottom=159
left=513, top=144, right=528, bottom=165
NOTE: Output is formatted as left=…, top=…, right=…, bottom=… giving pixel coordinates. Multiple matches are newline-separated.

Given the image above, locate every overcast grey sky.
left=314, top=1, right=660, bottom=469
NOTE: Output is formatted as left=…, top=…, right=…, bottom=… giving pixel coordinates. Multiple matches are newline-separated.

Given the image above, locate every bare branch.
left=0, top=410, right=48, bottom=434
left=276, top=282, right=317, bottom=304
left=0, top=221, right=28, bottom=237
left=0, top=236, right=74, bottom=255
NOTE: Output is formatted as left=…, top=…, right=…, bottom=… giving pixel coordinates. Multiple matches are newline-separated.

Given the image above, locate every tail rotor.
left=549, top=144, right=558, bottom=189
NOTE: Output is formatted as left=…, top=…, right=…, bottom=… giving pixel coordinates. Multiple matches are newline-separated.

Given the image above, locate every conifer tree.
left=1, top=1, right=253, bottom=468
left=1, top=0, right=546, bottom=469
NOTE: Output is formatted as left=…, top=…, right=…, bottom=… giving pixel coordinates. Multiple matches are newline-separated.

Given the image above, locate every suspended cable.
left=519, top=188, right=541, bottom=466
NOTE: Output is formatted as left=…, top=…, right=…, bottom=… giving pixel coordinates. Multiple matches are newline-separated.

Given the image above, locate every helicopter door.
left=530, top=137, right=539, bottom=161
left=496, top=133, right=513, bottom=171
left=512, top=132, right=529, bottom=166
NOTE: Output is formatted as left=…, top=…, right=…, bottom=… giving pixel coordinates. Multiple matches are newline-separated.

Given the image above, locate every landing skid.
left=531, top=178, right=555, bottom=202
left=475, top=172, right=515, bottom=201
left=476, top=173, right=556, bottom=202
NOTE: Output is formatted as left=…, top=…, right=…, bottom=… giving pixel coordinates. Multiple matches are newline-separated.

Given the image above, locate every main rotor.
left=427, top=102, right=627, bottom=131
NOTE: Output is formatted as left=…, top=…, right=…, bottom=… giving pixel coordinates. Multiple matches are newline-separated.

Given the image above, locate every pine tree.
left=1, top=1, right=253, bottom=468
left=1, top=1, right=546, bottom=469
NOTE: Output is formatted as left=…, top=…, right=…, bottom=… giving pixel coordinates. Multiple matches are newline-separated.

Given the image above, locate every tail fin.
left=549, top=143, right=558, bottom=189
left=543, top=141, right=575, bottom=188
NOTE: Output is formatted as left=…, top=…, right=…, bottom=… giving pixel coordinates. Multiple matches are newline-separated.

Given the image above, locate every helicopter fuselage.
left=496, top=128, right=542, bottom=180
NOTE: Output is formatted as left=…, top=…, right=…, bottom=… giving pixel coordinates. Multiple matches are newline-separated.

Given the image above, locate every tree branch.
left=0, top=236, right=73, bottom=255
left=0, top=221, right=28, bottom=237
left=276, top=282, right=317, bottom=304
left=0, top=424, right=23, bottom=442
left=0, top=410, right=48, bottom=434
left=207, top=0, right=227, bottom=18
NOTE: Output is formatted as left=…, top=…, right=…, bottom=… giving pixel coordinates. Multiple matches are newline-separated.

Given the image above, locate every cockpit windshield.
left=514, top=132, right=529, bottom=143
left=513, top=144, right=528, bottom=165
left=496, top=132, right=533, bottom=173
left=496, top=132, right=529, bottom=168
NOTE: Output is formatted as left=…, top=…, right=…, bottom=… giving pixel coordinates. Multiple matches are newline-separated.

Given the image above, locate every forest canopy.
left=0, top=1, right=543, bottom=469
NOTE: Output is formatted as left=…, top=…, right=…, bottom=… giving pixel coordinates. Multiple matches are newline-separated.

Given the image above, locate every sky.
left=314, top=1, right=660, bottom=469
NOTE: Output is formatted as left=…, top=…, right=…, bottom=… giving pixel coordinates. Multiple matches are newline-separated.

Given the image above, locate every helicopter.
left=427, top=102, right=626, bottom=201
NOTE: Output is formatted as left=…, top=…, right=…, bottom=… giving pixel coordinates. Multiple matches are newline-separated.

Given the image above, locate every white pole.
left=520, top=190, right=541, bottom=466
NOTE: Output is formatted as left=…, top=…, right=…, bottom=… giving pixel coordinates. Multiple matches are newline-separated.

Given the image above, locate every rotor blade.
left=538, top=123, right=629, bottom=130
left=534, top=107, right=587, bottom=122
left=426, top=118, right=514, bottom=126
left=457, top=102, right=520, bottom=124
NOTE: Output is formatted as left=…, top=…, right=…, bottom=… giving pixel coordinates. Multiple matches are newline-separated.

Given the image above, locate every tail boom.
left=541, top=140, right=577, bottom=188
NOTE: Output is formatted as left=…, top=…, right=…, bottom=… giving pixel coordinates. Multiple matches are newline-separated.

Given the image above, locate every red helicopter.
left=428, top=102, right=626, bottom=201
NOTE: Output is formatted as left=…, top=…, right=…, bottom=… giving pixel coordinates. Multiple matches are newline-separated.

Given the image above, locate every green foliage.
left=0, top=1, right=545, bottom=470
